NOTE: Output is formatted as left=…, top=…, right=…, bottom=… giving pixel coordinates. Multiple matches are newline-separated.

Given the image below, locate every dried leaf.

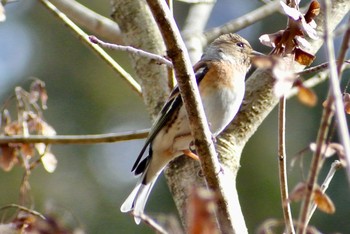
left=35, top=143, right=57, bottom=173
left=1, top=109, right=11, bottom=128
left=329, top=143, right=346, bottom=166
left=295, top=36, right=311, bottom=51
left=300, top=17, right=318, bottom=39
left=4, top=122, right=22, bottom=135
left=41, top=152, right=57, bottom=173
left=294, top=48, right=315, bottom=66
left=256, top=219, right=282, bottom=234
left=259, top=31, right=283, bottom=48
left=304, top=0, right=320, bottom=23
left=343, top=93, right=350, bottom=114
left=280, top=1, right=301, bottom=20
left=30, top=79, right=48, bottom=109
left=309, top=142, right=345, bottom=163
left=0, top=144, right=17, bottom=171
left=314, top=187, right=335, bottom=214
left=35, top=143, right=47, bottom=155
left=297, top=86, right=317, bottom=107
left=187, top=187, right=219, bottom=234
left=289, top=182, right=307, bottom=202
left=21, top=144, right=35, bottom=158
left=309, top=142, right=336, bottom=157
left=39, top=121, right=56, bottom=136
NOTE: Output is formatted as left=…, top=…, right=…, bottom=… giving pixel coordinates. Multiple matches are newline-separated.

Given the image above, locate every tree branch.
left=278, top=96, right=295, bottom=234
left=147, top=1, right=243, bottom=233
left=89, top=35, right=173, bottom=68
left=39, top=0, right=142, bottom=95
left=110, top=0, right=170, bottom=119
left=182, top=2, right=215, bottom=63
left=0, top=129, right=149, bottom=145
left=50, top=0, right=123, bottom=43
left=204, top=0, right=280, bottom=44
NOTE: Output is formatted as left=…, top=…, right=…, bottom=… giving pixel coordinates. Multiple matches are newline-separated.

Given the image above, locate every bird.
left=120, top=33, right=260, bottom=224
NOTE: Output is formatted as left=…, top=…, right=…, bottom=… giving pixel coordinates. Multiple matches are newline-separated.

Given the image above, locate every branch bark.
left=110, top=0, right=170, bottom=119
left=146, top=1, right=233, bottom=232
left=50, top=0, right=122, bottom=43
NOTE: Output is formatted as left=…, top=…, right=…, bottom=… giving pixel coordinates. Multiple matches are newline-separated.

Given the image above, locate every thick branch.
left=110, top=0, right=170, bottom=119
left=50, top=0, right=122, bottom=43
left=182, top=2, right=215, bottom=63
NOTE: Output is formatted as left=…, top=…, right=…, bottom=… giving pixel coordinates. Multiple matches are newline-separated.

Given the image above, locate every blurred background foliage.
left=0, top=0, right=349, bottom=233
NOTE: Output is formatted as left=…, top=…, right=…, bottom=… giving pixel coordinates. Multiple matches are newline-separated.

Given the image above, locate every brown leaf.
left=0, top=144, right=17, bottom=171
left=289, top=182, right=307, bottom=202
left=295, top=48, right=315, bottom=66
left=187, top=187, right=219, bottom=234
left=343, top=93, right=350, bottom=114
left=1, top=109, right=11, bottom=128
left=4, top=122, right=22, bottom=135
left=259, top=31, right=283, bottom=48
left=290, top=182, right=335, bottom=214
left=297, top=86, right=318, bottom=107
left=304, top=0, right=320, bottom=23
left=309, top=142, right=345, bottom=165
left=21, top=144, right=35, bottom=158
left=328, top=143, right=346, bottom=166
left=30, top=79, right=48, bottom=109
left=314, top=187, right=335, bottom=214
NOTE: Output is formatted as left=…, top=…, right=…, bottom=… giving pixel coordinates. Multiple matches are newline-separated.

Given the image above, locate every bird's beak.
left=250, top=50, right=265, bottom=57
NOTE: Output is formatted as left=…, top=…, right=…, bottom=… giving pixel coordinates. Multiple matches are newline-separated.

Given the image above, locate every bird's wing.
left=131, top=61, right=209, bottom=173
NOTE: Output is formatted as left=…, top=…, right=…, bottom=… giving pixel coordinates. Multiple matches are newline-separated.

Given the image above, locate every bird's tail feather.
left=120, top=179, right=157, bottom=224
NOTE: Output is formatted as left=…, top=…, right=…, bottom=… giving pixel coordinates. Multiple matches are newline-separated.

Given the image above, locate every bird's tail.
left=120, top=179, right=156, bottom=224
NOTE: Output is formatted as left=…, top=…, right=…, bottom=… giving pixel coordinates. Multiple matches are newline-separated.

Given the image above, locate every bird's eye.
left=236, top=42, right=245, bottom=48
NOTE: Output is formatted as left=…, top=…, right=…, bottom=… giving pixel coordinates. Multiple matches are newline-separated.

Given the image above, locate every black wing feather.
left=131, top=63, right=209, bottom=173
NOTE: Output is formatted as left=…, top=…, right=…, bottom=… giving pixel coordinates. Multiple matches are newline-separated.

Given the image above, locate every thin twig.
left=287, top=63, right=350, bottom=99
left=204, top=0, right=280, bottom=44
left=0, top=204, right=46, bottom=220
left=306, top=160, right=342, bottom=223
left=132, top=212, right=169, bottom=234
left=89, top=35, right=173, bottom=68
left=39, top=0, right=142, bottom=95
left=0, top=129, right=149, bottom=144
left=278, top=96, right=295, bottom=234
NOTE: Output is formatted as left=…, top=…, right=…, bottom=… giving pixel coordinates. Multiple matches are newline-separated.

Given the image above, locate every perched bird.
left=121, top=33, right=260, bottom=224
